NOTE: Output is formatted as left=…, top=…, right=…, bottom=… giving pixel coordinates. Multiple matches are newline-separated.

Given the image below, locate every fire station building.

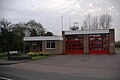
left=62, top=29, right=115, bottom=54
left=24, top=29, right=115, bottom=54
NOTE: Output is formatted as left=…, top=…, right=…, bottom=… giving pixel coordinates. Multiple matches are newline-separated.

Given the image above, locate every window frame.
left=46, top=41, right=55, bottom=49
left=31, top=42, right=37, bottom=46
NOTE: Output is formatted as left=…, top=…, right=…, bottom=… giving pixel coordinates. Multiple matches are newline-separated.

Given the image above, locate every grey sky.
left=0, top=0, right=120, bottom=41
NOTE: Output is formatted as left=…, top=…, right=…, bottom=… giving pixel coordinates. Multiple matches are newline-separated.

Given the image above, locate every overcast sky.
left=0, top=0, right=120, bottom=41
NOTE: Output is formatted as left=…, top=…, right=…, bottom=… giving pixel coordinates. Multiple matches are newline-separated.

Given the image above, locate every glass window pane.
left=32, top=42, right=37, bottom=46
left=51, top=42, right=55, bottom=48
left=47, top=42, right=50, bottom=48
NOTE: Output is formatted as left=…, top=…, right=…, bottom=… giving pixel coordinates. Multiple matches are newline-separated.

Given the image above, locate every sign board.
left=9, top=51, right=18, bottom=54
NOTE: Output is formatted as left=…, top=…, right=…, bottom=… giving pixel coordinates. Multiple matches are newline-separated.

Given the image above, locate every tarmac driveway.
left=28, top=50, right=120, bottom=69
left=2, top=50, right=120, bottom=80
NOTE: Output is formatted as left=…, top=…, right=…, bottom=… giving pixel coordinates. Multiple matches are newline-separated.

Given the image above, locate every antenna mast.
left=61, top=16, right=63, bottom=31
left=69, top=17, right=71, bottom=30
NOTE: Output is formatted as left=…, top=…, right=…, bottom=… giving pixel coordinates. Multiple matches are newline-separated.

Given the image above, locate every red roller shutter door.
left=65, top=35, right=84, bottom=54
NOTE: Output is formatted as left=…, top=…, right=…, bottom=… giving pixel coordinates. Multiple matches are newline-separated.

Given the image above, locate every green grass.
left=32, top=56, right=49, bottom=59
left=115, top=47, right=120, bottom=50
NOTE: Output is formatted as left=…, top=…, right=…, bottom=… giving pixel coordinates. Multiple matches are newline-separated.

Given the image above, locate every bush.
left=0, top=52, right=7, bottom=58
left=27, top=52, right=49, bottom=57
left=115, top=41, right=120, bottom=47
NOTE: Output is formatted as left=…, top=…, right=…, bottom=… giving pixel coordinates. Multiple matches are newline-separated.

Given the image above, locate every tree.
left=99, top=13, right=112, bottom=29
left=86, top=14, right=92, bottom=30
left=26, top=20, right=46, bottom=36
left=0, top=19, right=15, bottom=52
left=115, top=41, right=120, bottom=47
left=91, top=16, right=99, bottom=30
left=30, top=28, right=37, bottom=36
left=81, top=26, right=84, bottom=30
left=0, top=18, right=51, bottom=52
left=44, top=31, right=53, bottom=36
left=0, top=20, right=26, bottom=52
left=81, top=13, right=112, bottom=30
left=82, top=20, right=88, bottom=30
left=0, top=28, right=15, bottom=52
left=0, top=18, right=13, bottom=31
left=82, top=14, right=92, bottom=30
left=12, top=23, right=26, bottom=51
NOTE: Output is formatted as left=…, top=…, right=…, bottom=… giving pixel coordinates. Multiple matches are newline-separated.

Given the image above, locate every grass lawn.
left=32, top=56, right=49, bottom=59
left=115, top=47, right=120, bottom=50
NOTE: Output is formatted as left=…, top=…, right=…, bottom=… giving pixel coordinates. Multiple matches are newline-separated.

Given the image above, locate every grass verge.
left=115, top=47, right=120, bottom=50
left=0, top=52, right=7, bottom=59
left=32, top=56, right=49, bottom=59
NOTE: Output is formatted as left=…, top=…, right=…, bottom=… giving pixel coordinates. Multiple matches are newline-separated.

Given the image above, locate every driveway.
left=1, top=50, right=120, bottom=80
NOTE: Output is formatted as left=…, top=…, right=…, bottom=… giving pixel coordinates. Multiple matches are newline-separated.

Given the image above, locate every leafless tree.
left=82, top=20, right=88, bottom=30
left=81, top=13, right=112, bottom=30
left=91, top=16, right=99, bottom=30
left=81, top=26, right=84, bottom=30
left=85, top=14, right=92, bottom=30
left=82, top=14, right=92, bottom=30
left=99, top=13, right=112, bottom=29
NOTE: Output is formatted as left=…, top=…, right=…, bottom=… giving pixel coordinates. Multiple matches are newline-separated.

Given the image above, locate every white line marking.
left=0, top=77, right=13, bottom=80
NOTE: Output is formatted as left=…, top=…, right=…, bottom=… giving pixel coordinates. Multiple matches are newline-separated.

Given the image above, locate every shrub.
left=115, top=41, right=120, bottom=47
left=0, top=52, right=8, bottom=58
left=27, top=52, right=49, bottom=57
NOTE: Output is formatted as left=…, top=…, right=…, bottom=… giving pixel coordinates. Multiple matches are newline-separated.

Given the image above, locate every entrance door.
left=65, top=35, right=84, bottom=54
left=39, top=42, right=42, bottom=51
left=88, top=34, right=109, bottom=54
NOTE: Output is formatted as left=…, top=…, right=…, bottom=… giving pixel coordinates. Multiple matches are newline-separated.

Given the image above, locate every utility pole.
left=61, top=16, right=63, bottom=31
left=69, top=17, right=71, bottom=30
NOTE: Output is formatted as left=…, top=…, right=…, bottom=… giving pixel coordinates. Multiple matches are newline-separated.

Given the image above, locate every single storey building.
left=23, top=36, right=63, bottom=54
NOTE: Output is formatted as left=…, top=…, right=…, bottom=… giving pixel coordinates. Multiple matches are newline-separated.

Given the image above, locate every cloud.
left=25, top=0, right=76, bottom=12
left=107, top=6, right=119, bottom=15
left=0, top=0, right=120, bottom=40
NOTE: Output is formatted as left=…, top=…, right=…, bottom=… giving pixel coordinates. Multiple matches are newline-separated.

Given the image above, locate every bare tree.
left=99, top=13, right=112, bottom=29
left=81, top=13, right=112, bottom=30
left=105, top=14, right=112, bottom=29
left=82, top=14, right=92, bottom=30
left=81, top=26, right=84, bottom=30
left=91, top=16, right=99, bottom=30
left=82, top=20, right=88, bottom=30
left=86, top=14, right=92, bottom=30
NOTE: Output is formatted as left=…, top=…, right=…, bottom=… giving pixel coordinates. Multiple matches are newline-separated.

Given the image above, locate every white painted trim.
left=24, top=36, right=63, bottom=41
left=46, top=48, right=56, bottom=49
left=45, top=41, right=56, bottom=49
left=65, top=29, right=109, bottom=35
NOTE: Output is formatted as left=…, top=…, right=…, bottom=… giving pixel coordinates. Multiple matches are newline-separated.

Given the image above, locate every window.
left=31, top=42, right=37, bottom=46
left=46, top=41, right=55, bottom=49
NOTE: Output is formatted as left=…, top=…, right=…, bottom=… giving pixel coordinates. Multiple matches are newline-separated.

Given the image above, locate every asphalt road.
left=0, top=50, right=120, bottom=80
left=0, top=66, right=117, bottom=80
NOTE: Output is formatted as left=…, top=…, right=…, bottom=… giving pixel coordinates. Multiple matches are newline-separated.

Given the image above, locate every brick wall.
left=109, top=29, right=115, bottom=54
left=42, top=40, right=63, bottom=54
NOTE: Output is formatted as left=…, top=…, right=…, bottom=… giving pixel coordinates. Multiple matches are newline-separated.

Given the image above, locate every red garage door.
left=65, top=35, right=84, bottom=54
left=89, top=34, right=109, bottom=54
